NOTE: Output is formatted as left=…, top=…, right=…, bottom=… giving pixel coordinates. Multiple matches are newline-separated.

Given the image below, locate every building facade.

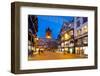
left=28, top=15, right=38, bottom=56
left=57, top=17, right=88, bottom=55
left=74, top=17, right=88, bottom=55
left=57, top=22, right=75, bottom=54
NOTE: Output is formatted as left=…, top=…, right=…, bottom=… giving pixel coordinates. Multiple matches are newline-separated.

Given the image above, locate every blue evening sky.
left=37, top=15, right=74, bottom=39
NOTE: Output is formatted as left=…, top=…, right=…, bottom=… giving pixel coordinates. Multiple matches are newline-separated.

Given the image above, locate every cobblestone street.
left=28, top=51, right=87, bottom=60
left=28, top=15, right=88, bottom=61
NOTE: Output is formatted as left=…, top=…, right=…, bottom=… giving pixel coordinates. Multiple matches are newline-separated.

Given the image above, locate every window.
left=76, top=21, right=80, bottom=28
left=83, top=17, right=87, bottom=24
left=76, top=17, right=80, bottom=19
left=82, top=25, right=88, bottom=33
left=69, top=30, right=73, bottom=36
left=77, top=39, right=82, bottom=46
left=83, top=37, right=88, bottom=45
left=77, top=29, right=82, bottom=36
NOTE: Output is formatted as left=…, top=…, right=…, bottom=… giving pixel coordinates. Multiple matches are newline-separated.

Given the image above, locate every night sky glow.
left=37, top=15, right=74, bottom=39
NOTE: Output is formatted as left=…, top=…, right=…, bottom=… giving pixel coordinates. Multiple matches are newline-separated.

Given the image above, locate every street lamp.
left=36, top=37, right=39, bottom=40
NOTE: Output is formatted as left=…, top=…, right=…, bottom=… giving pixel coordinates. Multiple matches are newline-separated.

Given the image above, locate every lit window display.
left=32, top=47, right=35, bottom=51
left=82, top=25, right=88, bottom=34
left=75, top=47, right=78, bottom=54
left=69, top=48, right=74, bottom=54
left=65, top=41, right=68, bottom=45
left=83, top=46, right=88, bottom=54
left=62, top=48, right=64, bottom=52
left=75, top=47, right=85, bottom=55
left=69, top=43, right=74, bottom=47
left=64, top=33, right=71, bottom=40
left=36, top=48, right=39, bottom=52
left=83, top=25, right=88, bottom=33
left=77, top=29, right=82, bottom=36
left=64, top=48, right=68, bottom=52
left=60, top=48, right=62, bottom=52
left=61, top=35, right=64, bottom=40
left=83, top=37, right=88, bottom=45
left=75, top=47, right=81, bottom=54
left=61, top=42, right=65, bottom=47
left=77, top=39, right=82, bottom=46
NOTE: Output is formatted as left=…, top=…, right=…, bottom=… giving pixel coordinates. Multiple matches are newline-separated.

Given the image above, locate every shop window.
left=83, top=37, right=88, bottom=45
left=77, top=39, right=82, bottom=46
left=69, top=48, right=74, bottom=54
left=61, top=43, right=65, bottom=47
left=82, top=25, right=88, bottom=34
